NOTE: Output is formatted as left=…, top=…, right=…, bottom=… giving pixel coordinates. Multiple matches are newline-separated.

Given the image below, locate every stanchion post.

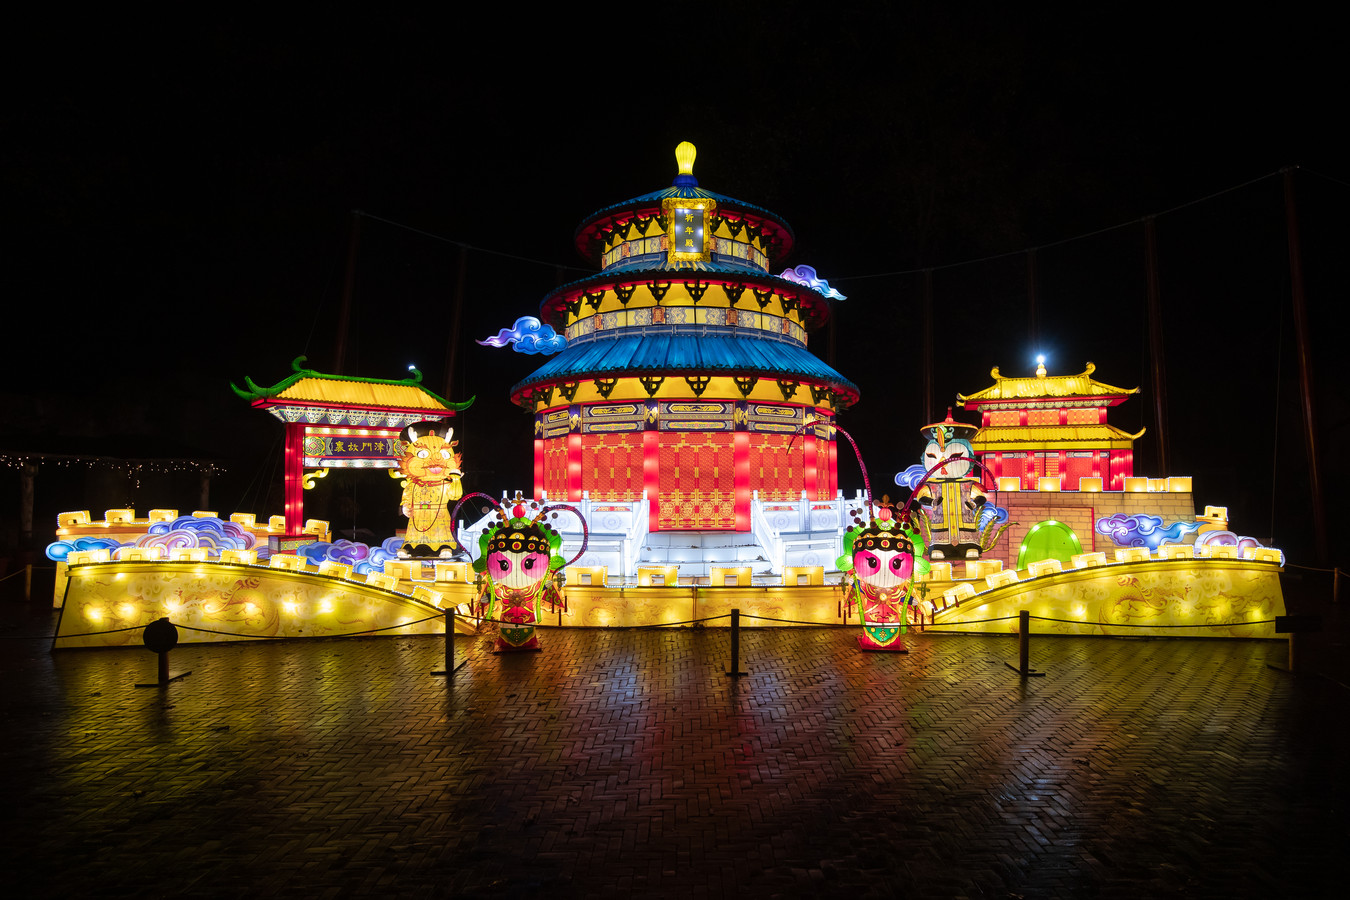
left=432, top=607, right=467, bottom=677
left=1019, top=610, right=1029, bottom=675
left=1271, top=614, right=1322, bottom=675
left=136, top=617, right=190, bottom=687
left=24, top=564, right=32, bottom=602
left=1004, top=610, right=1044, bottom=677
left=725, top=608, right=747, bottom=677
left=446, top=608, right=455, bottom=674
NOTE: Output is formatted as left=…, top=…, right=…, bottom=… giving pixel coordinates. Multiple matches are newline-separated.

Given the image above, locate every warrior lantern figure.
left=396, top=421, right=463, bottom=559
left=902, top=409, right=1009, bottom=560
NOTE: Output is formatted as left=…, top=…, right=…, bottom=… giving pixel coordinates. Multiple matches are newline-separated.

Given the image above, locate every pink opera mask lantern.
left=461, top=493, right=585, bottom=654
left=482, top=524, right=554, bottom=651
left=838, top=512, right=928, bottom=652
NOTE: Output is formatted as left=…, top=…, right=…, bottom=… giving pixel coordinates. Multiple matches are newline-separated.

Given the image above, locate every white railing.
left=749, top=494, right=787, bottom=574
left=619, top=494, right=651, bottom=578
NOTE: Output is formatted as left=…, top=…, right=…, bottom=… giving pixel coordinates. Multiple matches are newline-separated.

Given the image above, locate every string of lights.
left=361, top=167, right=1302, bottom=286
left=0, top=454, right=225, bottom=490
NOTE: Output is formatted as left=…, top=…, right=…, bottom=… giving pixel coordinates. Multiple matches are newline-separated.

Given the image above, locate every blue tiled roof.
left=511, top=333, right=859, bottom=398
left=600, top=252, right=766, bottom=276
left=573, top=185, right=796, bottom=261
left=578, top=187, right=792, bottom=237
left=538, top=267, right=835, bottom=328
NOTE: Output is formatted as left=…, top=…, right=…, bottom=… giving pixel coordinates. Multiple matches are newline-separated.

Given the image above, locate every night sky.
left=5, top=9, right=1346, bottom=565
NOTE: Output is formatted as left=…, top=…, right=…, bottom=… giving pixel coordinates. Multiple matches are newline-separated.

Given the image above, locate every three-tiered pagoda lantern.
left=511, top=143, right=859, bottom=532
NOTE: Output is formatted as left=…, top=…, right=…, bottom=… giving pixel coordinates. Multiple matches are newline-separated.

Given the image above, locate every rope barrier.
left=45, top=623, right=145, bottom=639
left=1028, top=615, right=1277, bottom=629
left=473, top=612, right=731, bottom=629
left=925, top=615, right=1022, bottom=627
left=176, top=611, right=446, bottom=640
left=737, top=612, right=855, bottom=628
left=1285, top=563, right=1345, bottom=576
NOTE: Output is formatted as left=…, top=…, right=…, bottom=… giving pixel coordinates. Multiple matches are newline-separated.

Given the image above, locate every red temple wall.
left=657, top=432, right=737, bottom=530
left=582, top=432, right=646, bottom=501
left=533, top=429, right=839, bottom=530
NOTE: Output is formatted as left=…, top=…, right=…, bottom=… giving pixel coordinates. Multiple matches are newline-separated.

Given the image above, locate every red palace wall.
left=980, top=449, right=1133, bottom=491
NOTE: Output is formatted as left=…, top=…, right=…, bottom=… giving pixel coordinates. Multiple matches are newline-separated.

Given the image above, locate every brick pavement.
left=0, top=602, right=1346, bottom=898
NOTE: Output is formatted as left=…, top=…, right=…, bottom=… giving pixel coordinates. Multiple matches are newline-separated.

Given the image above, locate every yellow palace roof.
left=231, top=357, right=474, bottom=413
left=269, top=377, right=451, bottom=410
left=970, top=423, right=1146, bottom=451
left=958, top=362, right=1138, bottom=406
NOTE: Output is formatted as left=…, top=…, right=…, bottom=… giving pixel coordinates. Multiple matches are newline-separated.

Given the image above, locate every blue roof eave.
left=509, top=334, right=860, bottom=401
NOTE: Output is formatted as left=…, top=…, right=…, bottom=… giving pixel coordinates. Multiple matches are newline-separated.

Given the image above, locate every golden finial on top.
left=675, top=141, right=697, bottom=176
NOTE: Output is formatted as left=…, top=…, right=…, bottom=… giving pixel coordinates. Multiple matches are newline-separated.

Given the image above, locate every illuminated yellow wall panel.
left=934, top=559, right=1285, bottom=638
left=53, top=562, right=464, bottom=648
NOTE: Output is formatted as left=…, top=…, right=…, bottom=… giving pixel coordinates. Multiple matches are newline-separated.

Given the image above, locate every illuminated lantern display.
left=957, top=361, right=1143, bottom=491
left=396, top=422, right=464, bottom=559
left=906, top=409, right=1010, bottom=560
left=509, top=142, right=858, bottom=531
left=233, top=358, right=473, bottom=537
left=463, top=495, right=583, bottom=652
left=837, top=505, right=929, bottom=651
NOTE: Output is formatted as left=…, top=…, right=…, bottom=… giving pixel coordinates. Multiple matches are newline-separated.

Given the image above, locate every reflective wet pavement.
left=1, top=603, right=1346, bottom=898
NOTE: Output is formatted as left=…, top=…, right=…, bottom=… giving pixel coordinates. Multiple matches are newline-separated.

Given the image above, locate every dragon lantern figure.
left=456, top=493, right=588, bottom=653
left=838, top=501, right=930, bottom=651
left=396, top=421, right=464, bottom=559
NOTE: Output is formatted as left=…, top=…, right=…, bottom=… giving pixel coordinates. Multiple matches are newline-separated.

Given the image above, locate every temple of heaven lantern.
left=509, top=142, right=859, bottom=533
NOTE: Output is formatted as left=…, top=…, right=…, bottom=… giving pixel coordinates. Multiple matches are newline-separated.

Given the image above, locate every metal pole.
left=157, top=651, right=170, bottom=686
left=1287, top=632, right=1299, bottom=675
left=730, top=608, right=740, bottom=673
left=432, top=607, right=466, bottom=677
left=725, top=608, right=746, bottom=677
left=1019, top=610, right=1030, bottom=676
left=334, top=211, right=360, bottom=375
left=1144, top=216, right=1170, bottom=475
left=1026, top=247, right=1038, bottom=350
left=1284, top=168, right=1328, bottom=564
left=922, top=270, right=934, bottom=425
left=450, top=609, right=461, bottom=680
left=443, top=244, right=469, bottom=401
left=24, top=564, right=32, bottom=602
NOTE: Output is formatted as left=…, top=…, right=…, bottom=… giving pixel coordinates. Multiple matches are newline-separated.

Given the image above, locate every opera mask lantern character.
left=839, top=520, right=928, bottom=651
left=468, top=497, right=576, bottom=653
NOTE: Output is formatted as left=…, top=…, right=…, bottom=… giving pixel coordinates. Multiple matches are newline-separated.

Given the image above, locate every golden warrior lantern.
left=396, top=421, right=464, bottom=559
left=911, top=410, right=1007, bottom=560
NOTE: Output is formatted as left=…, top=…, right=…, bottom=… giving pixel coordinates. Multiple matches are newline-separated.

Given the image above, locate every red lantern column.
left=567, top=433, right=583, bottom=501
left=284, top=422, right=305, bottom=534
left=533, top=439, right=545, bottom=499
left=643, top=431, right=660, bottom=533
left=734, top=432, right=751, bottom=531
left=803, top=428, right=819, bottom=500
